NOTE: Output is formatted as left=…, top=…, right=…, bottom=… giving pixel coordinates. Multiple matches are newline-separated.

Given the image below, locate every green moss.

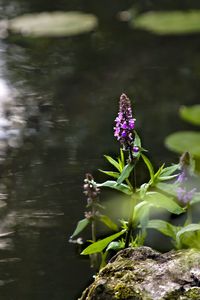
left=114, top=282, right=142, bottom=300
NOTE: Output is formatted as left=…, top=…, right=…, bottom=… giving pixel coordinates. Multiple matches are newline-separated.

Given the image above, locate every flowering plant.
left=70, top=94, right=200, bottom=269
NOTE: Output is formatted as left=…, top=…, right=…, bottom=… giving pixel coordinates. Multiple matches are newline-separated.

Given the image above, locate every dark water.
left=0, top=1, right=200, bottom=299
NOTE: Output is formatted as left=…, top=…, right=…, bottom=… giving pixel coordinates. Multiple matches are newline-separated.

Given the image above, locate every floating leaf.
left=97, top=180, right=132, bottom=195
left=81, top=230, right=126, bottom=255
left=9, top=11, right=98, bottom=37
left=179, top=105, right=200, bottom=126
left=165, top=131, right=200, bottom=157
left=133, top=10, right=200, bottom=35
left=71, top=218, right=90, bottom=238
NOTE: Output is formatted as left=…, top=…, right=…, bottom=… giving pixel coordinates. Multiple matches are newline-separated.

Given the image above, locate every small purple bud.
left=133, top=146, right=139, bottom=153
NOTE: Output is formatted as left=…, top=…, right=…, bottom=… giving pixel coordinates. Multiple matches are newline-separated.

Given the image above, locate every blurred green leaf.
left=71, top=218, right=90, bottom=238
left=106, top=240, right=125, bottom=251
left=177, top=224, right=200, bottom=242
left=81, top=230, right=126, bottom=255
left=133, top=10, right=200, bottom=35
left=97, top=180, right=132, bottom=195
left=147, top=219, right=178, bottom=239
left=144, top=192, right=184, bottom=215
left=9, top=11, right=98, bottom=37
left=165, top=131, right=200, bottom=158
left=180, top=105, right=200, bottom=126
left=99, top=215, right=118, bottom=231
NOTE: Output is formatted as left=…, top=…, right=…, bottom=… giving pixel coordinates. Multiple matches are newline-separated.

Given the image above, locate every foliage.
left=9, top=12, right=98, bottom=37
left=70, top=95, right=200, bottom=270
left=132, top=10, right=200, bottom=35
left=165, top=105, right=200, bottom=171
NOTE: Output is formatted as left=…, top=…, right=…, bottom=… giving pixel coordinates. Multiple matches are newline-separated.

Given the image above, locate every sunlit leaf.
left=165, top=131, right=200, bottom=158
left=97, top=180, right=132, bottom=195
left=71, top=218, right=89, bottom=238
left=147, top=219, right=178, bottom=239
left=9, top=11, right=98, bottom=37
left=180, top=105, right=200, bottom=126
left=99, top=215, right=118, bottom=231
left=144, top=192, right=184, bottom=215
left=106, top=240, right=125, bottom=251
left=81, top=230, right=126, bottom=255
left=133, top=10, right=200, bottom=35
left=117, top=163, right=134, bottom=184
left=159, top=164, right=180, bottom=177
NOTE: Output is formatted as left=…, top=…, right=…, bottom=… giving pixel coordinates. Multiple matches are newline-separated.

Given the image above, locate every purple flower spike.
left=177, top=187, right=196, bottom=204
left=114, top=93, right=136, bottom=150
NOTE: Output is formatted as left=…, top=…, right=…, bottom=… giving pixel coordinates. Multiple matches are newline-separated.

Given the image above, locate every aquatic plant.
left=70, top=94, right=200, bottom=269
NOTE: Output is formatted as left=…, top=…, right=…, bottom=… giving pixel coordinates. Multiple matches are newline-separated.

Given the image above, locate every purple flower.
left=176, top=170, right=187, bottom=184
left=114, top=93, right=136, bottom=150
left=177, top=187, right=196, bottom=204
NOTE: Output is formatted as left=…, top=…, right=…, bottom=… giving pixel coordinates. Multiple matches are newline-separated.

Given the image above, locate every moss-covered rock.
left=79, top=247, right=200, bottom=300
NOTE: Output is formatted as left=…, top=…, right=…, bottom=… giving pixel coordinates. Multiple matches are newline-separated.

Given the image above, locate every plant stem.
left=125, top=194, right=136, bottom=248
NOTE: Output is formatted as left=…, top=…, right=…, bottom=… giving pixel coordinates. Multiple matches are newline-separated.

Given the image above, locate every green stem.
left=186, top=203, right=192, bottom=225
left=125, top=194, right=136, bottom=248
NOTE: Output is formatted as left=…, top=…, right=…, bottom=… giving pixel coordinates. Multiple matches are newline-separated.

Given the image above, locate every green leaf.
left=117, top=163, right=134, bottom=184
left=177, top=224, right=200, bottom=242
left=119, top=148, right=125, bottom=170
left=165, top=131, right=200, bottom=158
left=9, top=11, right=98, bottom=37
left=144, top=192, right=184, bottom=215
left=97, top=180, right=132, bottom=195
left=159, top=164, right=180, bottom=177
left=133, top=10, right=200, bottom=35
left=156, top=182, right=178, bottom=197
left=147, top=219, right=178, bottom=239
left=134, top=131, right=141, bottom=148
left=134, top=201, right=151, bottom=225
left=106, top=240, right=125, bottom=251
left=104, top=155, right=121, bottom=172
left=99, top=215, right=118, bottom=231
left=99, top=170, right=120, bottom=179
left=180, top=105, right=200, bottom=126
left=141, top=154, right=154, bottom=182
left=81, top=230, right=126, bottom=255
left=71, top=218, right=90, bottom=238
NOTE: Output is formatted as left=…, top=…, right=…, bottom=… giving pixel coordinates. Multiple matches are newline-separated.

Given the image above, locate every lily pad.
left=165, top=131, right=200, bottom=157
left=133, top=10, right=200, bottom=35
left=179, top=105, right=200, bottom=126
left=8, top=11, right=98, bottom=37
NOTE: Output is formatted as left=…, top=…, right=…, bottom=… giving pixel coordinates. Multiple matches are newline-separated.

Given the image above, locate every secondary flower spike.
left=114, top=93, right=136, bottom=150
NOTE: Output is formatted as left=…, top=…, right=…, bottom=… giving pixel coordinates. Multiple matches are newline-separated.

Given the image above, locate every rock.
left=79, top=246, right=200, bottom=300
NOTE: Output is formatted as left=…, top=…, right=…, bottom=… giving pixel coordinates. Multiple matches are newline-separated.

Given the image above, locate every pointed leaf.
left=71, top=218, right=90, bottom=238
left=81, top=230, right=126, bottom=255
left=159, top=164, right=180, bottom=177
left=99, top=170, right=120, bottom=179
left=99, top=215, right=118, bottom=231
left=97, top=181, right=132, bottom=195
left=141, top=154, right=154, bottom=182
left=106, top=241, right=125, bottom=251
left=104, top=155, right=121, bottom=171
left=117, top=163, right=134, bottom=184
